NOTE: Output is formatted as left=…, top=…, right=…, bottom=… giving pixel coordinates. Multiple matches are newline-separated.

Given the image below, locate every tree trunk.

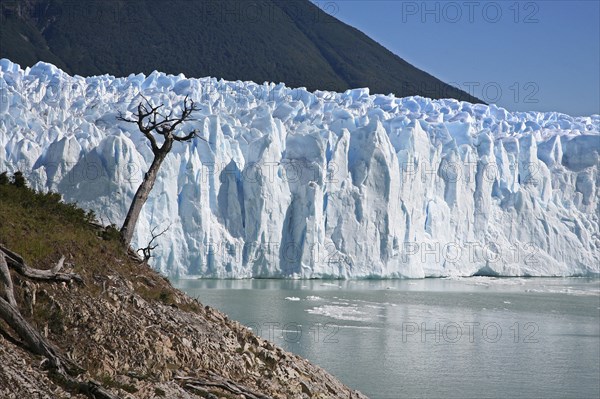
left=0, top=255, right=17, bottom=307
left=0, top=296, right=66, bottom=368
left=120, top=148, right=169, bottom=247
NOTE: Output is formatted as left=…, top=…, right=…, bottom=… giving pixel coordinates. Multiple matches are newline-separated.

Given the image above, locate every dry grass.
left=0, top=182, right=200, bottom=321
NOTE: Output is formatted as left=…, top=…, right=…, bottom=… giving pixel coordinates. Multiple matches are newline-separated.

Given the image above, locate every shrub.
left=100, top=224, right=121, bottom=241
left=12, top=171, right=26, bottom=188
left=85, top=209, right=97, bottom=223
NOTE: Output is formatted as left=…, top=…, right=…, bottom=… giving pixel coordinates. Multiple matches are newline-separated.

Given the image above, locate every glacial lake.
left=173, top=277, right=600, bottom=399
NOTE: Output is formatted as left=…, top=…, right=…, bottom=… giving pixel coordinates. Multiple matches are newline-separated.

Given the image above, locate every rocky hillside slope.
left=0, top=179, right=367, bottom=399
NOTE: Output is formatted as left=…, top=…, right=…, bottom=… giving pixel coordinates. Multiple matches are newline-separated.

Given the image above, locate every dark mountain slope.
left=275, top=0, right=469, bottom=100
left=0, top=0, right=481, bottom=102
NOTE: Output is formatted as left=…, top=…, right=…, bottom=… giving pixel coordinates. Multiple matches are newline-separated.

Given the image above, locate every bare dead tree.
left=137, top=224, right=171, bottom=265
left=117, top=95, right=201, bottom=248
left=0, top=245, right=121, bottom=399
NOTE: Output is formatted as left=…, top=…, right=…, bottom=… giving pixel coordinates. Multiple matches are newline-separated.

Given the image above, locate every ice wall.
left=1, top=59, right=598, bottom=278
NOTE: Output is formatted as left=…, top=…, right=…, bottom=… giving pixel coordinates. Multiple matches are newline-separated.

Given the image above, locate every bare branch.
left=0, top=246, right=83, bottom=284
left=169, top=96, right=200, bottom=131
left=137, top=224, right=171, bottom=264
left=118, top=95, right=200, bottom=149
left=118, top=111, right=160, bottom=154
left=172, top=129, right=198, bottom=142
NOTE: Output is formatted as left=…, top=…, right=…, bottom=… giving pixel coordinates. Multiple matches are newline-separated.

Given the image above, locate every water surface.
left=173, top=278, right=600, bottom=399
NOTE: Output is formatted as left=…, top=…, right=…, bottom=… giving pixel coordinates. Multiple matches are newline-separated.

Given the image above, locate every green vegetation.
left=0, top=171, right=121, bottom=273
left=0, top=172, right=103, bottom=246
left=12, top=171, right=26, bottom=188
left=0, top=171, right=202, bottom=317
left=0, top=0, right=481, bottom=102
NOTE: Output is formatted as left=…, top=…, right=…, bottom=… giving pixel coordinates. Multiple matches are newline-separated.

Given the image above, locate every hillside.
left=0, top=0, right=480, bottom=102
left=0, top=178, right=367, bottom=399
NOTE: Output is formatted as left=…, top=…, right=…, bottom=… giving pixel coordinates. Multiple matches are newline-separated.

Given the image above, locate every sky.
left=315, top=0, right=600, bottom=116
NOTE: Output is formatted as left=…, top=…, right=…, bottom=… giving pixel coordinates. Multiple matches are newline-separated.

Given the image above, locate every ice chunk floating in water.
left=0, top=59, right=598, bottom=278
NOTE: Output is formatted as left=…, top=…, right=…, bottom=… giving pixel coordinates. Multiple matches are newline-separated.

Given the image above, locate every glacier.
left=0, top=59, right=598, bottom=278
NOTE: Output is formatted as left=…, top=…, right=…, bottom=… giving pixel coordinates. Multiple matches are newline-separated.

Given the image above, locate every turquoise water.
left=173, top=278, right=600, bottom=399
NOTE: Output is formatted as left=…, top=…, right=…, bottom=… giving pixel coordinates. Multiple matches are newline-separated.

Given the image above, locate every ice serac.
left=1, top=59, right=599, bottom=278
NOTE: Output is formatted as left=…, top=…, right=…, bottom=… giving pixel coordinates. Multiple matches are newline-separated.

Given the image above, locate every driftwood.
left=176, top=374, right=274, bottom=399
left=0, top=254, right=17, bottom=307
left=0, top=244, right=83, bottom=284
left=0, top=245, right=121, bottom=399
